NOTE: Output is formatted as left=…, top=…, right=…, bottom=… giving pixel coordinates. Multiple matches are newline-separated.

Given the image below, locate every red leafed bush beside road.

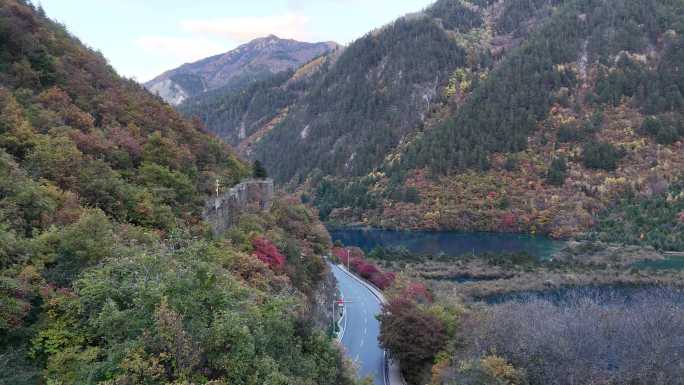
left=333, top=246, right=396, bottom=289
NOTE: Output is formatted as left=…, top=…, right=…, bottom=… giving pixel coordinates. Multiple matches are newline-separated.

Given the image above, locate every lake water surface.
left=632, top=255, right=684, bottom=270
left=329, top=228, right=564, bottom=260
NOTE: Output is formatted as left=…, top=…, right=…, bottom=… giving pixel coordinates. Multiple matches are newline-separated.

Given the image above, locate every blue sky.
left=38, top=0, right=434, bottom=81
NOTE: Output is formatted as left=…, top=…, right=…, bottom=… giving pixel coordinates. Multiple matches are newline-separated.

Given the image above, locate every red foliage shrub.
left=679, top=211, right=684, bottom=223
left=403, top=282, right=432, bottom=304
left=333, top=246, right=396, bottom=289
left=378, top=298, right=446, bottom=377
left=251, top=236, right=285, bottom=269
left=370, top=271, right=396, bottom=290
left=333, top=246, right=363, bottom=262
left=69, top=130, right=114, bottom=155
left=500, top=212, right=517, bottom=230
left=356, top=261, right=380, bottom=278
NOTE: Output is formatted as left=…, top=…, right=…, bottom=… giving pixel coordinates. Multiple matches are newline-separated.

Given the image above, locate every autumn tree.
left=252, top=236, right=286, bottom=269
left=378, top=298, right=446, bottom=383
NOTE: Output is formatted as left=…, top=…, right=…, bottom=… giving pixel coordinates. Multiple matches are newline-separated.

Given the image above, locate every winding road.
left=332, top=264, right=385, bottom=384
left=331, top=264, right=404, bottom=385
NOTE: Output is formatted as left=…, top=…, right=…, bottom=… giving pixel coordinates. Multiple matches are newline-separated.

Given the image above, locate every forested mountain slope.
left=203, top=0, right=682, bottom=245
left=370, top=0, right=684, bottom=243
left=255, top=6, right=472, bottom=181
left=0, top=1, right=362, bottom=384
left=175, top=0, right=683, bottom=245
left=177, top=54, right=335, bottom=149
left=249, top=0, right=683, bottom=182
left=145, top=35, right=338, bottom=105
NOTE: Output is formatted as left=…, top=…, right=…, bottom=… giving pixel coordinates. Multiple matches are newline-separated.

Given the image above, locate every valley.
left=331, top=229, right=684, bottom=384
left=1, top=0, right=683, bottom=385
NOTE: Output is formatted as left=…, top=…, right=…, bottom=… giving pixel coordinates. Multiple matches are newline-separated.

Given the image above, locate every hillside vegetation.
left=0, top=1, right=362, bottom=384
left=257, top=0, right=682, bottom=246
left=180, top=0, right=684, bottom=246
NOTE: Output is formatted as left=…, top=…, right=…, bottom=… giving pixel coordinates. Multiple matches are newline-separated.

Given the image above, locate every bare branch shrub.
left=456, top=288, right=684, bottom=385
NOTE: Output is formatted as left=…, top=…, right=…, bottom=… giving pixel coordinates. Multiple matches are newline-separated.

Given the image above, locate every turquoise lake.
left=632, top=255, right=684, bottom=270
left=329, top=228, right=564, bottom=259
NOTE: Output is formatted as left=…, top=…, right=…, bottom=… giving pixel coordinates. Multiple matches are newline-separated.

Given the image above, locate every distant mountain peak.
left=145, top=36, right=338, bottom=105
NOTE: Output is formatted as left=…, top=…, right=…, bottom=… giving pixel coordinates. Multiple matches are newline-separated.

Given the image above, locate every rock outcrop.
left=204, top=178, right=274, bottom=235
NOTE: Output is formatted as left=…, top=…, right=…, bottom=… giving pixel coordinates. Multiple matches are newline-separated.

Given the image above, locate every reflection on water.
left=632, top=256, right=684, bottom=270
left=329, top=228, right=564, bottom=260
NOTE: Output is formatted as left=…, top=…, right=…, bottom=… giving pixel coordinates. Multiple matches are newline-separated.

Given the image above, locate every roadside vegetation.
left=0, top=2, right=365, bottom=384
left=353, top=240, right=684, bottom=384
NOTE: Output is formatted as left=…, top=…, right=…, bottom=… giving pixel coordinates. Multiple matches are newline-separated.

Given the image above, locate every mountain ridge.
left=145, top=35, right=338, bottom=105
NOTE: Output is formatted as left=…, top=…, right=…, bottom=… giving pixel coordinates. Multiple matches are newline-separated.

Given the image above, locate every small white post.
left=346, top=248, right=350, bottom=271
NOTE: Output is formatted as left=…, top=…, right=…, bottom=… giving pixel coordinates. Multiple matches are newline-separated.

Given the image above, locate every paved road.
left=331, top=264, right=385, bottom=385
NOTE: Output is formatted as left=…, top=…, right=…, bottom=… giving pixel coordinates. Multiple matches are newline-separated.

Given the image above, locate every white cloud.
left=134, top=35, right=225, bottom=62
left=180, top=12, right=311, bottom=42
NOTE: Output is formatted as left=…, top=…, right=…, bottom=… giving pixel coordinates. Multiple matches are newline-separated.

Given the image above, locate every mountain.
left=0, top=2, right=361, bottom=384
left=181, top=0, right=684, bottom=245
left=177, top=52, right=338, bottom=148
left=145, top=35, right=338, bottom=105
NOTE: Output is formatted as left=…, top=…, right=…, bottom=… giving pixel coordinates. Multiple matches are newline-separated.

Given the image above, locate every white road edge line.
left=335, top=264, right=407, bottom=385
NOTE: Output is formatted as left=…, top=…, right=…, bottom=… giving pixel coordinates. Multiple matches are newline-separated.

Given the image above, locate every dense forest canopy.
left=399, top=0, right=683, bottom=175
left=254, top=13, right=468, bottom=181
left=235, top=0, right=683, bottom=245
left=0, top=1, right=362, bottom=384
left=178, top=69, right=300, bottom=147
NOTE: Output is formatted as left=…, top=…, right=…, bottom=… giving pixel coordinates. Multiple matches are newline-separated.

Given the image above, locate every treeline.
left=313, top=176, right=381, bottom=220
left=312, top=174, right=421, bottom=221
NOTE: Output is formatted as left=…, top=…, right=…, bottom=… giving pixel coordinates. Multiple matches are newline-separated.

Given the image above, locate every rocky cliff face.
left=145, top=35, right=338, bottom=105
left=204, top=178, right=275, bottom=235
left=310, top=269, right=339, bottom=332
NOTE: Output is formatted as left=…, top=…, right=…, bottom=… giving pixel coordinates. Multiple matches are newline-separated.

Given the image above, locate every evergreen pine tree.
left=253, top=160, right=268, bottom=179
left=546, top=156, right=568, bottom=186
